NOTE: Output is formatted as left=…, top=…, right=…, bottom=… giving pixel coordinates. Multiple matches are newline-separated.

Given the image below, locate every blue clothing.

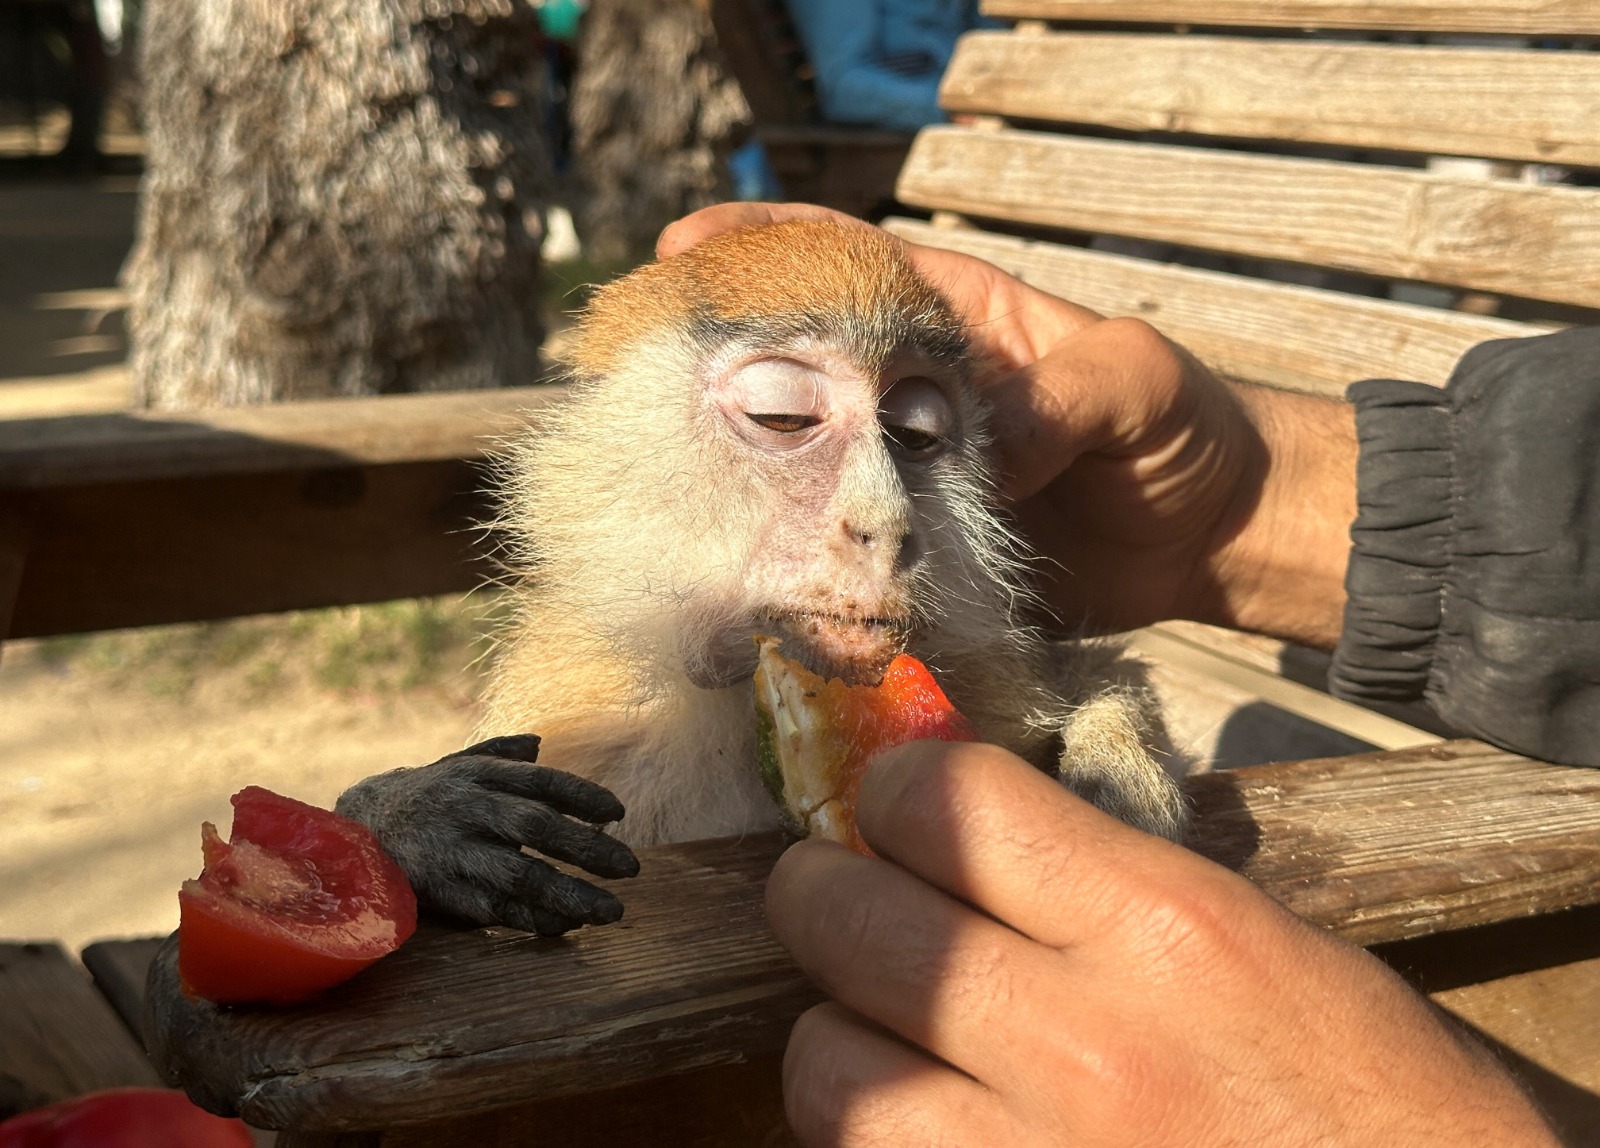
left=784, top=0, right=979, bottom=130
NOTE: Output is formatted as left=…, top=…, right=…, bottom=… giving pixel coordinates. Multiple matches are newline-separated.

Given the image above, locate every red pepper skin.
left=0, top=1088, right=253, bottom=1148
left=178, top=786, right=418, bottom=1004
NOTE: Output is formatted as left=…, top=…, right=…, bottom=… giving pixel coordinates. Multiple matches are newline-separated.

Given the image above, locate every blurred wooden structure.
left=703, top=0, right=913, bottom=217
left=4, top=2, right=1600, bottom=1143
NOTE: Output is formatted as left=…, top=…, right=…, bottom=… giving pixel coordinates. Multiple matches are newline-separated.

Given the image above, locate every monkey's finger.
left=463, top=792, right=640, bottom=879
left=414, top=868, right=577, bottom=937
left=471, top=844, right=627, bottom=927
left=447, top=734, right=542, bottom=764
left=454, top=756, right=627, bottom=825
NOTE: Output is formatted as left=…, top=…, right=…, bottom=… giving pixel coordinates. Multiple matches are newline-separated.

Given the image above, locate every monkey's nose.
left=842, top=521, right=920, bottom=571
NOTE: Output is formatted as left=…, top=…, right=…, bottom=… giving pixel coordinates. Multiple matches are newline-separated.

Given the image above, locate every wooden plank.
left=1187, top=743, right=1600, bottom=945
left=371, top=1059, right=794, bottom=1148
left=80, top=938, right=167, bottom=1041
left=0, top=497, right=29, bottom=652
left=7, top=460, right=494, bottom=639
left=1437, top=958, right=1600, bottom=1090
left=895, top=127, right=1600, bottom=308
left=147, top=834, right=815, bottom=1131
left=144, top=741, right=1600, bottom=1131
left=942, top=32, right=1600, bottom=167
left=0, top=942, right=162, bottom=1106
left=978, top=0, right=1600, bottom=35
left=0, top=387, right=559, bottom=490
left=1129, top=625, right=1444, bottom=749
left=881, top=218, right=1538, bottom=394
left=1139, top=639, right=1381, bottom=769
left=1149, top=620, right=1460, bottom=738
left=704, top=0, right=809, bottom=125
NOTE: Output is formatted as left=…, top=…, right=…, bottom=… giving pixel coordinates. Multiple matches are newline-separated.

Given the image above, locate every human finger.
left=656, top=202, right=863, bottom=258
left=782, top=1002, right=1011, bottom=1148
left=981, top=315, right=1205, bottom=502
left=854, top=739, right=1243, bottom=955
left=766, top=838, right=1076, bottom=1088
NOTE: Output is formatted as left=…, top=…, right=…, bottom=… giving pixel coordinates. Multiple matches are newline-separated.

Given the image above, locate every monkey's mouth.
left=757, top=609, right=913, bottom=686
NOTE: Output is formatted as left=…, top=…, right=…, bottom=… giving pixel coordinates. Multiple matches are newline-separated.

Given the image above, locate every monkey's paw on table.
left=334, top=735, right=641, bottom=938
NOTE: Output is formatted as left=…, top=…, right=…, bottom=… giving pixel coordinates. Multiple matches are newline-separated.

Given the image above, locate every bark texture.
left=125, top=0, right=552, bottom=408
left=570, top=0, right=749, bottom=262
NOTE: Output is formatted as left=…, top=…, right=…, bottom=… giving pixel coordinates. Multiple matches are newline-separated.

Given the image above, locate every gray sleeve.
left=1329, top=327, right=1600, bottom=766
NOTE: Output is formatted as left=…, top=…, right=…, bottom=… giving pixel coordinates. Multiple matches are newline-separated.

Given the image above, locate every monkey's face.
left=686, top=335, right=979, bottom=688
left=525, top=221, right=1025, bottom=696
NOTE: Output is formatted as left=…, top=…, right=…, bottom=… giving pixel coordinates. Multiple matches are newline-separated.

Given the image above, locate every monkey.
left=335, top=219, right=1186, bottom=937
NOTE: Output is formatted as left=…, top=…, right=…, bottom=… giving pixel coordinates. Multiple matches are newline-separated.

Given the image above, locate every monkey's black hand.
left=334, top=734, right=639, bottom=937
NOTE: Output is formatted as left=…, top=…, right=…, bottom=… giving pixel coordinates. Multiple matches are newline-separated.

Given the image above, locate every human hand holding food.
left=766, top=739, right=1558, bottom=1147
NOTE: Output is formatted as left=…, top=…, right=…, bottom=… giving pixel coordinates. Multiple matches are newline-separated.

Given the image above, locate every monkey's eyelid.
left=745, top=412, right=822, bottom=433
left=881, top=424, right=948, bottom=457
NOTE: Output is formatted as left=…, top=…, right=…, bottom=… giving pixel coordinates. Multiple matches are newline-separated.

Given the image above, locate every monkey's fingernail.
left=586, top=838, right=640, bottom=879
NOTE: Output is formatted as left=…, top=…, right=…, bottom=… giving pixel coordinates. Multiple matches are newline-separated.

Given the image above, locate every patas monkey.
left=336, top=220, right=1185, bottom=936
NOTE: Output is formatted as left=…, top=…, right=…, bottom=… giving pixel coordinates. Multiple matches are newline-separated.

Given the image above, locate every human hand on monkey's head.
left=661, top=205, right=1354, bottom=648
left=335, top=735, right=639, bottom=937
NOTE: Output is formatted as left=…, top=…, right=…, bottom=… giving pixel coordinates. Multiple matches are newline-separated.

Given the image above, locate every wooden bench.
left=0, top=387, right=558, bottom=640
left=703, top=0, right=914, bottom=218
left=8, top=4, right=1600, bottom=1142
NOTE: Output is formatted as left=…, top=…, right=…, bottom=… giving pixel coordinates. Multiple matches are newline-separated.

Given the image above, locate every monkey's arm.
left=334, top=735, right=639, bottom=937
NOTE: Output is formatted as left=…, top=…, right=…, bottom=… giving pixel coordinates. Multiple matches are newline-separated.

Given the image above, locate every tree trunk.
left=125, top=0, right=553, bottom=409
left=570, top=0, right=748, bottom=263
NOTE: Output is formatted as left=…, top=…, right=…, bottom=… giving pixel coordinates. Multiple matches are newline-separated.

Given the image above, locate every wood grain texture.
left=1436, top=958, right=1600, bottom=1092
left=1186, top=743, right=1600, bottom=945
left=0, top=386, right=560, bottom=490
left=146, top=742, right=1600, bottom=1131
left=979, top=0, right=1600, bottom=34
left=7, top=461, right=495, bottom=639
left=147, top=834, right=814, bottom=1131
left=895, top=127, right=1600, bottom=308
left=881, top=218, right=1538, bottom=393
left=0, top=942, right=162, bottom=1104
left=942, top=32, right=1600, bottom=166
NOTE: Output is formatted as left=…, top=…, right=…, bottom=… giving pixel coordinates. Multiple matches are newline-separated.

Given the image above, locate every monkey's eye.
left=879, top=377, right=954, bottom=462
left=747, top=413, right=821, bottom=433
left=722, top=359, right=829, bottom=442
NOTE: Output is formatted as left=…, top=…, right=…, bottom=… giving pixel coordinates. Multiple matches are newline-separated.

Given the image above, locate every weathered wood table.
left=134, top=740, right=1600, bottom=1146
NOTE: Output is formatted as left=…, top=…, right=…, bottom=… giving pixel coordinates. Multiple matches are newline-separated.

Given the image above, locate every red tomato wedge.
left=178, top=786, right=417, bottom=1004
left=0, top=1087, right=252, bottom=1148
left=753, top=636, right=978, bottom=854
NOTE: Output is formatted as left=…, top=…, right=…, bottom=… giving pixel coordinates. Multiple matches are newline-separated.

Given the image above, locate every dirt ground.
left=0, top=616, right=484, bottom=952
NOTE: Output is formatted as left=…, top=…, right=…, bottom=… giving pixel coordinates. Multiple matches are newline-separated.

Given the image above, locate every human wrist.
left=1202, top=383, right=1357, bottom=649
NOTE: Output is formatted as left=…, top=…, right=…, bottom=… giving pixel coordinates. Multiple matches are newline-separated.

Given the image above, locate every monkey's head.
left=502, top=220, right=1026, bottom=691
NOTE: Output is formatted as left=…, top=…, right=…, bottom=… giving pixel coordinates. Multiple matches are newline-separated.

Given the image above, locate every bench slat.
left=897, top=126, right=1600, bottom=308
left=0, top=387, right=557, bottom=490
left=0, top=942, right=161, bottom=1106
left=943, top=32, right=1600, bottom=166
left=882, top=218, right=1538, bottom=393
left=7, top=461, right=493, bottom=639
left=145, top=741, right=1600, bottom=1131
left=979, top=0, right=1600, bottom=34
